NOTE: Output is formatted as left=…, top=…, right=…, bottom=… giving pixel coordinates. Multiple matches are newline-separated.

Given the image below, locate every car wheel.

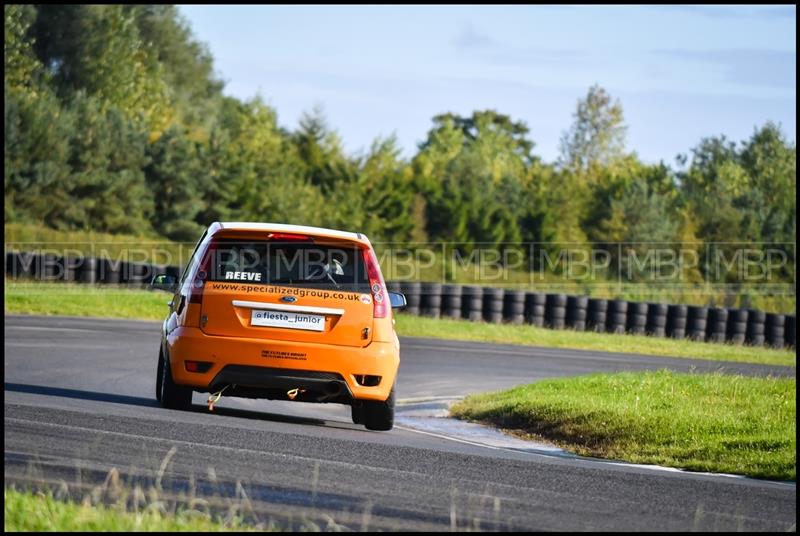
left=156, top=349, right=164, bottom=403
left=351, top=403, right=365, bottom=425
left=363, top=386, right=395, bottom=431
left=159, top=350, right=193, bottom=410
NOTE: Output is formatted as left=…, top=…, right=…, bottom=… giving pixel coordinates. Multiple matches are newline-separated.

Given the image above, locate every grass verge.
left=450, top=370, right=796, bottom=480
left=3, top=487, right=258, bottom=532
left=4, top=280, right=796, bottom=367
left=5, top=281, right=168, bottom=321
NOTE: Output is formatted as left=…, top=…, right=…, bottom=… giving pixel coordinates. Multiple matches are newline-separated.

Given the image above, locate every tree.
left=144, top=126, right=205, bottom=240
left=419, top=144, right=524, bottom=249
left=4, top=5, right=44, bottom=93
left=540, top=84, right=631, bottom=254
left=4, top=85, right=72, bottom=223
left=353, top=136, right=416, bottom=242
left=412, top=113, right=465, bottom=207
left=292, top=106, right=350, bottom=193
left=219, top=97, right=324, bottom=226
left=193, top=123, right=237, bottom=225
left=413, top=110, right=537, bottom=245
left=63, top=93, right=153, bottom=233
left=680, top=135, right=753, bottom=244
left=677, top=123, right=796, bottom=284
left=6, top=90, right=153, bottom=233
left=559, top=84, right=627, bottom=176
left=125, top=5, right=224, bottom=141
left=421, top=110, right=537, bottom=167
left=583, top=157, right=678, bottom=242
left=739, top=122, right=796, bottom=246
left=32, top=5, right=172, bottom=138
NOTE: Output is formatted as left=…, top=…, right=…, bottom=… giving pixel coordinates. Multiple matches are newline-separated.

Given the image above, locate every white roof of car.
left=218, top=222, right=366, bottom=242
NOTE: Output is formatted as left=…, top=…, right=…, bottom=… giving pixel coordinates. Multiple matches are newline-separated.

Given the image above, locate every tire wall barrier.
left=117, top=261, right=132, bottom=284
left=400, top=281, right=421, bottom=316
left=686, top=306, right=708, bottom=342
left=61, top=256, right=78, bottom=282
left=646, top=303, right=668, bottom=337
left=785, top=315, right=796, bottom=349
left=587, top=298, right=608, bottom=333
left=706, top=308, right=728, bottom=344
left=461, top=286, right=483, bottom=322
left=765, top=313, right=786, bottom=349
left=626, top=302, right=648, bottom=336
left=606, top=300, right=628, bottom=334
left=545, top=293, right=567, bottom=330
left=726, top=308, right=748, bottom=345
left=666, top=305, right=688, bottom=339
left=6, top=251, right=36, bottom=279
left=99, top=258, right=121, bottom=284
left=3, top=252, right=185, bottom=287
left=34, top=253, right=60, bottom=281
left=566, top=296, right=588, bottom=331
left=386, top=281, right=402, bottom=294
left=746, top=309, right=766, bottom=347
left=126, top=261, right=154, bottom=287
left=78, top=257, right=97, bottom=284
left=6, top=250, right=795, bottom=348
left=420, top=282, right=442, bottom=319
left=482, top=287, right=505, bottom=324
left=525, top=292, right=546, bottom=327
left=441, top=284, right=463, bottom=320
left=503, top=290, right=526, bottom=325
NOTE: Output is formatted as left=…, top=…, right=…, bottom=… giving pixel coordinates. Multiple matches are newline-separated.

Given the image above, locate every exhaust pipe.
left=325, top=381, right=343, bottom=396
left=317, top=381, right=343, bottom=401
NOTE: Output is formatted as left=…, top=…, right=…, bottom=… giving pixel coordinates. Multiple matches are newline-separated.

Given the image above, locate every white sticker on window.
left=225, top=271, right=262, bottom=281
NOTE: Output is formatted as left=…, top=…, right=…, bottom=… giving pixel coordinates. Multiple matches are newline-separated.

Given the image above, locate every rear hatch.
left=199, top=232, right=374, bottom=347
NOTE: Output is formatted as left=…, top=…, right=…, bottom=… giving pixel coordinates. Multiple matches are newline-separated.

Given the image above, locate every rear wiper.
left=326, top=272, right=340, bottom=289
left=321, top=263, right=341, bottom=289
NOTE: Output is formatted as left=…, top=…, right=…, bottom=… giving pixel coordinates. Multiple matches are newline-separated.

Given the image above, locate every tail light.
left=362, top=247, right=389, bottom=318
left=188, top=271, right=206, bottom=304
left=189, top=242, right=217, bottom=305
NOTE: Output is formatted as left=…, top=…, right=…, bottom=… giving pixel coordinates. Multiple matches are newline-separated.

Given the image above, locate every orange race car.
left=151, top=222, right=405, bottom=430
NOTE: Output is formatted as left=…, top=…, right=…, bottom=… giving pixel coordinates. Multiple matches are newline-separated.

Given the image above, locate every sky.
left=178, top=5, right=796, bottom=164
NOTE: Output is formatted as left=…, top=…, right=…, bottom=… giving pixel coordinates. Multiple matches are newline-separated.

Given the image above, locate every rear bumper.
left=208, top=365, right=354, bottom=404
left=166, top=326, right=399, bottom=402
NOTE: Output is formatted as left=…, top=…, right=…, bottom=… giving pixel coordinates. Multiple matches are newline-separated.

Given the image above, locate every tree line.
left=4, top=5, right=796, bottom=283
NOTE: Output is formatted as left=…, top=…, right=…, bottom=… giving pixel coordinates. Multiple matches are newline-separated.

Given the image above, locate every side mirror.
left=388, top=292, right=407, bottom=309
left=151, top=274, right=177, bottom=293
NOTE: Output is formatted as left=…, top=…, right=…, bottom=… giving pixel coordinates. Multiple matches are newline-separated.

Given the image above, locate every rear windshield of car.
left=204, top=239, right=370, bottom=293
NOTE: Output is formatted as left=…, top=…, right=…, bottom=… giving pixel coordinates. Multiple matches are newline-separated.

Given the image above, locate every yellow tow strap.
left=287, top=388, right=306, bottom=401
left=207, top=385, right=230, bottom=411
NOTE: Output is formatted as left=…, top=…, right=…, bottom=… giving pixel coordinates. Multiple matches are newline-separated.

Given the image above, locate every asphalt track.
left=4, top=314, right=796, bottom=531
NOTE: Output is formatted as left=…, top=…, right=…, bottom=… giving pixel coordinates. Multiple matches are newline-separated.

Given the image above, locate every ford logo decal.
left=280, top=296, right=297, bottom=303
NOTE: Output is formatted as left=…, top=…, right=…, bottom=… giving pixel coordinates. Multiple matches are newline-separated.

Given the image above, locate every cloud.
left=657, top=49, right=796, bottom=90
left=453, top=23, right=495, bottom=50
left=451, top=22, right=587, bottom=68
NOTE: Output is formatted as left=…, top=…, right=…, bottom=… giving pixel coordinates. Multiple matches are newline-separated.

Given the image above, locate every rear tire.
left=363, top=387, right=395, bottom=431
left=159, top=349, right=193, bottom=410
left=156, top=349, right=164, bottom=402
left=351, top=403, right=365, bottom=425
